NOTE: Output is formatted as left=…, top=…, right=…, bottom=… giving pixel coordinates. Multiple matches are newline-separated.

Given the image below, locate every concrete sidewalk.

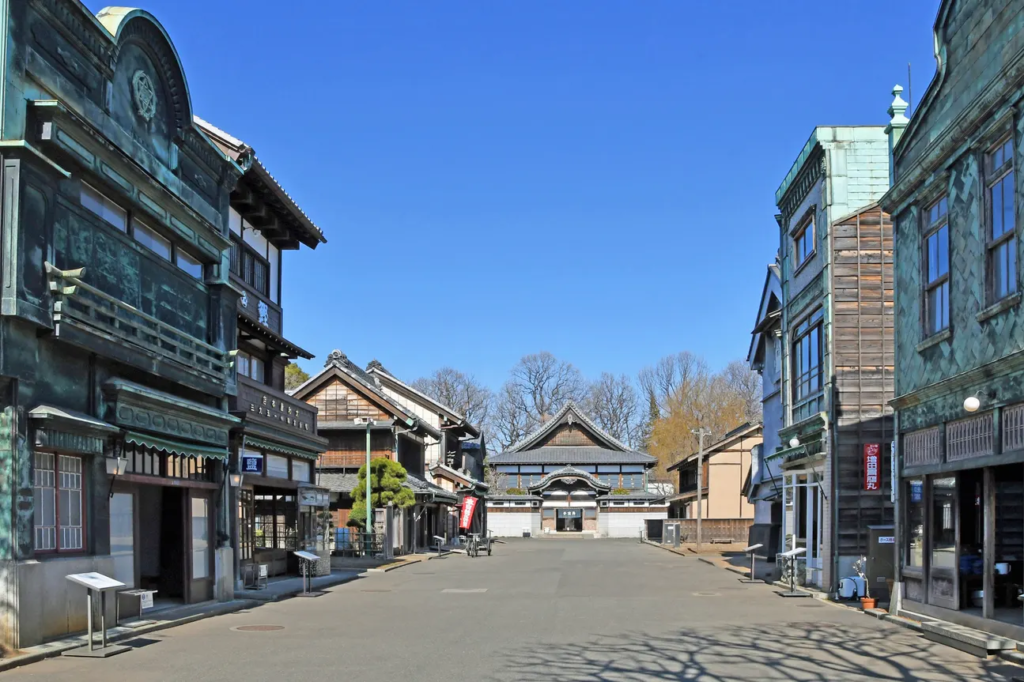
left=234, top=569, right=361, bottom=601
left=0, top=570, right=364, bottom=673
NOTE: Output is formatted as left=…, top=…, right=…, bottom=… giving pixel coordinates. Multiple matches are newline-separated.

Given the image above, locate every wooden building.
left=666, top=423, right=760, bottom=544
left=292, top=351, right=457, bottom=552
left=771, top=125, right=895, bottom=590
left=366, top=361, right=489, bottom=535
left=196, top=119, right=330, bottom=580
left=486, top=403, right=667, bottom=538
left=0, top=3, right=246, bottom=648
left=882, top=0, right=1024, bottom=639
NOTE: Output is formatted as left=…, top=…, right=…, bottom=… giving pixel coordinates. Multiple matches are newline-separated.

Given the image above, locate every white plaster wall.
left=379, top=387, right=442, bottom=470
left=486, top=511, right=538, bottom=537
left=604, top=511, right=667, bottom=538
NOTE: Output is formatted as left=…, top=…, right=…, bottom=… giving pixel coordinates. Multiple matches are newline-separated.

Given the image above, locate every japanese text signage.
left=864, top=443, right=881, bottom=491
left=239, top=381, right=314, bottom=434
left=459, top=496, right=478, bottom=530
left=241, top=450, right=264, bottom=474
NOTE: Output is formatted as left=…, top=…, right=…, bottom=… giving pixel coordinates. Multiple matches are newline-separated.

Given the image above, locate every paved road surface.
left=5, top=539, right=1021, bottom=681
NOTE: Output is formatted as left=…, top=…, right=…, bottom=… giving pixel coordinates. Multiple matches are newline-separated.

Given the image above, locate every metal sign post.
left=293, top=551, right=326, bottom=597
left=776, top=547, right=809, bottom=598
left=741, top=543, right=764, bottom=583
left=63, top=572, right=130, bottom=658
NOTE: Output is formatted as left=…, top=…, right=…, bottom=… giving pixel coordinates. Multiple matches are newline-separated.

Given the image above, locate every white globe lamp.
left=964, top=396, right=980, bottom=413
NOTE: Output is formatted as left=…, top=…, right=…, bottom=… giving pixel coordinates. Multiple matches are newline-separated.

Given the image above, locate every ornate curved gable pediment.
left=98, top=8, right=194, bottom=167
left=528, top=466, right=611, bottom=493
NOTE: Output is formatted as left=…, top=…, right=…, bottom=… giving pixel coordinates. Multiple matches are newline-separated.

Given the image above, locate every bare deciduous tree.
left=585, top=372, right=640, bottom=447
left=722, top=359, right=763, bottom=423
left=411, top=367, right=493, bottom=429
left=493, top=380, right=533, bottom=451
left=492, top=352, right=588, bottom=450
left=509, top=351, right=588, bottom=423
left=638, top=352, right=711, bottom=417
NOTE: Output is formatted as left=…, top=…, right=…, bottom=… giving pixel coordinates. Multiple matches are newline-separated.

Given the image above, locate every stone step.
left=921, top=621, right=1019, bottom=658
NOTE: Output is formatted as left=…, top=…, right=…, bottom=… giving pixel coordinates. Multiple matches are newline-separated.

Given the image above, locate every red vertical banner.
left=864, top=443, right=881, bottom=491
left=459, top=496, right=478, bottom=530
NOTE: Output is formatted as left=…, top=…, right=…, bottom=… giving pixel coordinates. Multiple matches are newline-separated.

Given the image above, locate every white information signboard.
left=293, top=551, right=319, bottom=562
left=66, top=572, right=125, bottom=592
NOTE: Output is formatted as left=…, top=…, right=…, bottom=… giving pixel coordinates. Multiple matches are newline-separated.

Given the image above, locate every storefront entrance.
left=556, top=508, right=582, bottom=532
left=113, top=483, right=215, bottom=607
left=904, top=463, right=1024, bottom=625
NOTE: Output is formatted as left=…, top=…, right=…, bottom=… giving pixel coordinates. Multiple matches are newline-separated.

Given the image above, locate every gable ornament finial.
left=326, top=349, right=348, bottom=368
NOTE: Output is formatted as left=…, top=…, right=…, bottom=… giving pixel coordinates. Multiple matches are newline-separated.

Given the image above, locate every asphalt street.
left=4, top=539, right=1022, bottom=681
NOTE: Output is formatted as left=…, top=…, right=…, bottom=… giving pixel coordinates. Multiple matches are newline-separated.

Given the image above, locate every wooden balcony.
left=46, top=263, right=230, bottom=391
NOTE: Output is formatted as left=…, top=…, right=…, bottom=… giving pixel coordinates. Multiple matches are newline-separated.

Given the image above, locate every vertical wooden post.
left=983, top=466, right=995, bottom=620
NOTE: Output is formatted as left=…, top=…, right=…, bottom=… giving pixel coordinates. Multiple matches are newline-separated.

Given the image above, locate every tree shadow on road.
left=501, top=621, right=1021, bottom=681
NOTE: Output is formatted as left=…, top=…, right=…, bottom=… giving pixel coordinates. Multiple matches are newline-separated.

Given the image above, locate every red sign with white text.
left=459, top=496, right=478, bottom=530
left=864, top=443, right=881, bottom=491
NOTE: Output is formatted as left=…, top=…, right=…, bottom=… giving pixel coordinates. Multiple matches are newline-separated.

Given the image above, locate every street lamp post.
left=354, top=417, right=377, bottom=553
left=691, top=427, right=712, bottom=552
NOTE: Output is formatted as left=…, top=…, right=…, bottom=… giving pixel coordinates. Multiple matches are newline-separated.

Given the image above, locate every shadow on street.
left=501, top=620, right=1021, bottom=681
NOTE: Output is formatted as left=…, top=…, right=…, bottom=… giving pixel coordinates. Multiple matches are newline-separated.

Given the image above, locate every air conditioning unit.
left=837, top=576, right=866, bottom=600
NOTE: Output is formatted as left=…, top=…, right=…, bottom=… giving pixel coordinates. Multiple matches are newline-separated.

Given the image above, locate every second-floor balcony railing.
left=46, top=263, right=230, bottom=387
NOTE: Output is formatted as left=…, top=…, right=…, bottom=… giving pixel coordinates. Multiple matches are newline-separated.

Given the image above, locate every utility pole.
left=691, top=427, right=712, bottom=551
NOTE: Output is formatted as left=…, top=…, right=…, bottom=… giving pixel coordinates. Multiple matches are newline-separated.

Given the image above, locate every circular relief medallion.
left=132, top=70, right=157, bottom=122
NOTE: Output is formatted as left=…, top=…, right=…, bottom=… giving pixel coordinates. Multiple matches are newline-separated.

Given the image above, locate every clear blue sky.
left=89, top=1, right=939, bottom=390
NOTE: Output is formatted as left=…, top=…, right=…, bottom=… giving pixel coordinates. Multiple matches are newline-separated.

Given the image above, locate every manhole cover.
left=798, top=603, right=824, bottom=608
left=232, top=625, right=285, bottom=632
left=361, top=589, right=391, bottom=592
left=692, top=592, right=720, bottom=597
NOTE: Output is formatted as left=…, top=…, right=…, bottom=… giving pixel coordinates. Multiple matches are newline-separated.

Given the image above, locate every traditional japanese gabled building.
left=486, top=403, right=667, bottom=538
left=0, top=2, right=246, bottom=649
left=195, top=118, right=330, bottom=581
left=883, top=0, right=1024, bottom=639
left=292, top=351, right=457, bottom=552
left=365, top=361, right=489, bottom=535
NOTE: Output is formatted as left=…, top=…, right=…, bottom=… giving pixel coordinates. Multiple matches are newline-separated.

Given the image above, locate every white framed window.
left=291, top=459, right=311, bottom=483
left=132, top=220, right=171, bottom=261
left=80, top=183, right=126, bottom=232
left=236, top=350, right=265, bottom=383
left=794, top=219, right=815, bottom=268
left=266, top=454, right=289, bottom=479
left=34, top=453, right=84, bottom=553
left=924, top=196, right=950, bottom=335
left=987, top=136, right=1016, bottom=302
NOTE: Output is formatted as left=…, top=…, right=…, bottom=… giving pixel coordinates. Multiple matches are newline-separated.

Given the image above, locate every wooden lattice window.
left=1003, top=403, right=1024, bottom=453
left=946, top=413, right=994, bottom=461
left=903, top=427, right=941, bottom=467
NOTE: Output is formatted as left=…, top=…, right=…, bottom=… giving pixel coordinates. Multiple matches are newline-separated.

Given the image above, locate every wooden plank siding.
left=831, top=206, right=896, bottom=557
left=319, top=431, right=395, bottom=468
left=538, top=424, right=601, bottom=448
left=304, top=379, right=391, bottom=422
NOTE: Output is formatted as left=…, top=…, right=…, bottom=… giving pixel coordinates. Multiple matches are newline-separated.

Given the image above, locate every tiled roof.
left=597, top=491, right=667, bottom=502
left=487, top=494, right=537, bottom=502
left=488, top=446, right=656, bottom=465
left=404, top=473, right=458, bottom=503
left=319, top=472, right=360, bottom=493
left=508, top=402, right=637, bottom=454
